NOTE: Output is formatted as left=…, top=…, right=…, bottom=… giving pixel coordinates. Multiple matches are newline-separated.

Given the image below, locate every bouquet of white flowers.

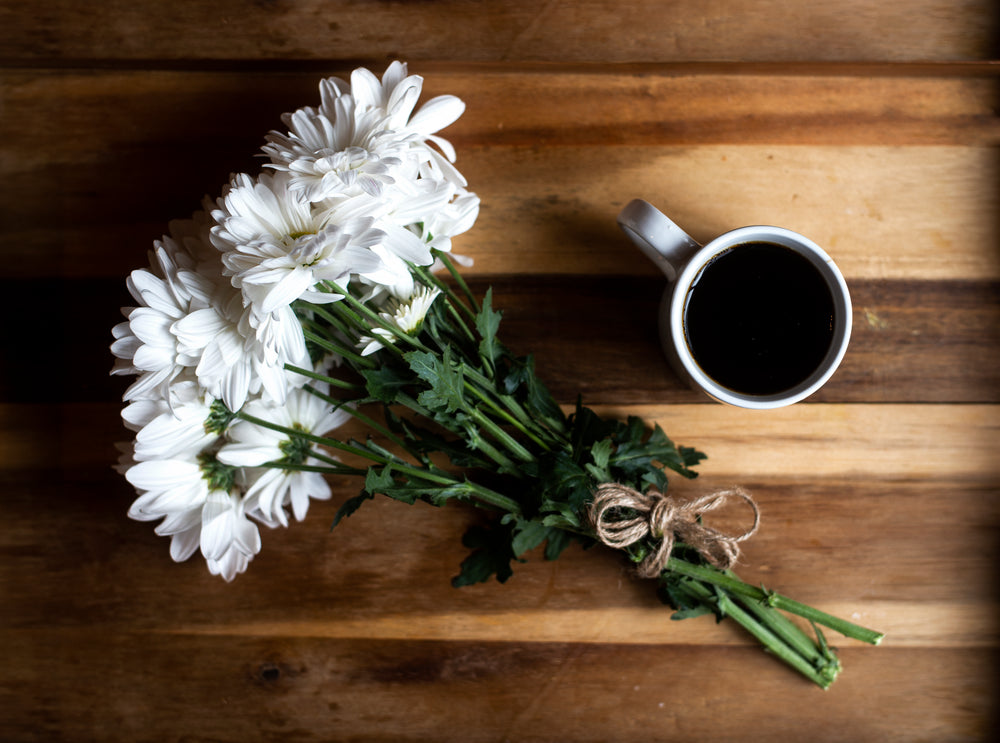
left=111, top=62, right=881, bottom=688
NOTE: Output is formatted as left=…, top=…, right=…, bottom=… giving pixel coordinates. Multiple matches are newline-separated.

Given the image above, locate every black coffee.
left=683, top=241, right=836, bottom=396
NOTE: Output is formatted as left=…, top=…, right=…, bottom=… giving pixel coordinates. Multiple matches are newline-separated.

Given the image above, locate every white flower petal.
left=217, top=442, right=281, bottom=468
left=409, top=95, right=465, bottom=138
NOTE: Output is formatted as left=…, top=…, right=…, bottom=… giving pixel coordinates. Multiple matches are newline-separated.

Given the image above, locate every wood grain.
left=4, top=277, right=996, bottom=405
left=6, top=632, right=996, bottom=743
left=3, top=71, right=999, bottom=281
left=3, top=0, right=999, bottom=740
left=0, top=0, right=995, bottom=64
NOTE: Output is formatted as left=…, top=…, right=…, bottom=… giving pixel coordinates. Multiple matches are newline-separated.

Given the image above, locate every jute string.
left=588, top=484, right=760, bottom=578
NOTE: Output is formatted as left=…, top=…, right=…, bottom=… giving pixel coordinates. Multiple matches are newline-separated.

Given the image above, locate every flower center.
left=279, top=423, right=313, bottom=468
left=204, top=399, right=237, bottom=435
left=198, top=452, right=237, bottom=492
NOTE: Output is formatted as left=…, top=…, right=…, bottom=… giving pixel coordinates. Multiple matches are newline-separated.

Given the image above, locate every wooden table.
left=3, top=2, right=999, bottom=741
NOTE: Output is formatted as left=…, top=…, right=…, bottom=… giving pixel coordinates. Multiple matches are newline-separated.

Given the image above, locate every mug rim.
left=666, top=226, right=852, bottom=409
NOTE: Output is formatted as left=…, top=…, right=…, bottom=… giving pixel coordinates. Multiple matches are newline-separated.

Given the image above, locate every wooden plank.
left=491, top=277, right=1000, bottom=404
left=2, top=70, right=998, bottom=280
left=2, top=73, right=997, bottom=280
left=3, top=420, right=997, bottom=620
left=8, top=277, right=997, bottom=405
left=595, top=403, right=1000, bottom=481
left=6, top=399, right=999, bottom=478
left=0, top=1, right=994, bottom=64
left=464, top=144, right=1000, bottom=280
left=3, top=142, right=998, bottom=282
left=3, top=632, right=995, bottom=742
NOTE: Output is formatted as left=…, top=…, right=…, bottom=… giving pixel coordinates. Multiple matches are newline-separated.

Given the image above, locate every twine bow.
left=589, top=484, right=760, bottom=578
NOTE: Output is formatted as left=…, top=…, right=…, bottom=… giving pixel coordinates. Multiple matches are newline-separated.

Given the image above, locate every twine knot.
left=589, top=484, right=760, bottom=578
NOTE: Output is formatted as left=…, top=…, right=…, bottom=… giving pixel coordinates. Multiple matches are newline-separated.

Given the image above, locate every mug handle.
left=617, top=199, right=702, bottom=282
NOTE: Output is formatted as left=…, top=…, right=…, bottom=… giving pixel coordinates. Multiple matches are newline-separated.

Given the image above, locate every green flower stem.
left=465, top=481, right=524, bottom=515
left=307, top=449, right=355, bottom=470
left=300, top=384, right=417, bottom=459
left=465, top=427, right=520, bottom=473
left=466, top=405, right=535, bottom=463
left=666, top=557, right=885, bottom=646
left=409, top=263, right=478, bottom=331
left=301, top=326, right=374, bottom=369
left=236, top=410, right=523, bottom=515
left=680, top=578, right=837, bottom=690
left=443, top=296, right=478, bottom=344
left=462, top=381, right=552, bottom=452
left=764, top=594, right=886, bottom=647
left=390, top=391, right=519, bottom=474
left=462, top=365, right=567, bottom=444
left=433, top=250, right=480, bottom=315
left=732, top=590, right=835, bottom=672
left=263, top=461, right=368, bottom=477
left=284, top=364, right=361, bottom=392
left=297, top=300, right=356, bottom=339
left=324, top=281, right=433, bottom=352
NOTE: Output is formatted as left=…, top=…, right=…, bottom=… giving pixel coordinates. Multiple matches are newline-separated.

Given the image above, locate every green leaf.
left=364, top=464, right=396, bottom=493
left=536, top=450, right=593, bottom=516
left=407, top=348, right=465, bottom=414
left=452, top=523, right=517, bottom=587
left=475, top=287, right=503, bottom=370
left=569, top=401, right=616, bottom=460
left=542, top=527, right=575, bottom=561
left=510, top=518, right=549, bottom=557
left=362, top=365, right=411, bottom=404
left=657, top=576, right=717, bottom=621
left=332, top=491, right=374, bottom=528
left=585, top=437, right=613, bottom=481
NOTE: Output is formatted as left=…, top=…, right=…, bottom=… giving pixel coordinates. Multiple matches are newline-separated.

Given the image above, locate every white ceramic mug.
left=618, top=199, right=852, bottom=409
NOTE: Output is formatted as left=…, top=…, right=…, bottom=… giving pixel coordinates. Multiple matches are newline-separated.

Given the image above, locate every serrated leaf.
left=408, top=347, right=465, bottom=414
left=364, top=465, right=396, bottom=494
left=476, top=287, right=503, bottom=370
left=543, top=528, right=575, bottom=561
left=361, top=365, right=411, bottom=404
left=510, top=518, right=549, bottom=557
left=451, top=523, right=516, bottom=587
left=331, top=491, right=374, bottom=528
left=590, top=438, right=613, bottom=471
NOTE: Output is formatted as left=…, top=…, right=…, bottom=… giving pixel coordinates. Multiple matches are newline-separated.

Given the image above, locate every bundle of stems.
left=254, top=251, right=883, bottom=689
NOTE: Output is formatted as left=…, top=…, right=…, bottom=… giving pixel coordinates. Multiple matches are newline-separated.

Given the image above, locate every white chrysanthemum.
left=201, top=490, right=263, bottom=582
left=211, top=172, right=387, bottom=316
left=217, top=386, right=351, bottom=527
left=123, top=382, right=223, bottom=462
left=413, top=189, right=480, bottom=254
left=262, top=61, right=467, bottom=205
left=360, top=285, right=443, bottom=356
left=111, top=238, right=216, bottom=403
left=111, top=228, right=305, bottom=411
left=125, top=448, right=222, bottom=562
left=125, top=441, right=262, bottom=581
left=346, top=62, right=467, bottom=182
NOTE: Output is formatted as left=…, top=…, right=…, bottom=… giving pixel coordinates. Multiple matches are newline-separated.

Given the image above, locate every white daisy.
left=211, top=171, right=387, bottom=318
left=125, top=441, right=263, bottom=581
left=413, top=188, right=480, bottom=254
left=346, top=61, right=467, bottom=178
left=112, top=224, right=305, bottom=411
left=124, top=381, right=223, bottom=462
left=201, top=490, right=262, bottom=582
left=360, top=285, right=443, bottom=356
left=125, top=447, right=222, bottom=562
left=263, top=95, right=409, bottom=205
left=262, top=61, right=468, bottom=205
left=111, top=237, right=214, bottom=403
left=217, top=385, right=351, bottom=527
